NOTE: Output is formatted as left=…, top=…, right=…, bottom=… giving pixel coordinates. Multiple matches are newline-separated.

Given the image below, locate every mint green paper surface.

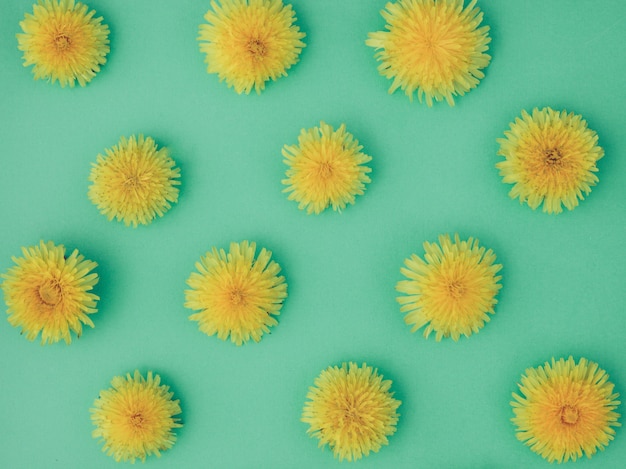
left=1, top=1, right=625, bottom=467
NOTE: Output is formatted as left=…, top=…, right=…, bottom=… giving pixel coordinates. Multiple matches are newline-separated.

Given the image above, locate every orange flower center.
left=247, top=38, right=267, bottom=60
left=447, top=281, right=466, bottom=299
left=54, top=33, right=72, bottom=51
left=559, top=405, right=580, bottom=426
left=229, top=289, right=246, bottom=306
left=129, top=412, right=145, bottom=428
left=38, top=279, right=63, bottom=306
left=544, top=147, right=563, bottom=166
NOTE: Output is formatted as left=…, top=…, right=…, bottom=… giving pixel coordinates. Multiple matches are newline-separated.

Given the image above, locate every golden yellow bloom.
left=198, top=0, right=305, bottom=94
left=302, top=362, right=401, bottom=462
left=91, top=370, right=182, bottom=463
left=88, top=135, right=181, bottom=227
left=282, top=122, right=372, bottom=214
left=17, top=0, right=110, bottom=87
left=511, top=356, right=621, bottom=463
left=497, top=107, right=604, bottom=214
left=366, top=0, right=491, bottom=106
left=185, top=241, right=287, bottom=345
left=396, top=234, right=502, bottom=341
left=1, top=240, right=98, bottom=344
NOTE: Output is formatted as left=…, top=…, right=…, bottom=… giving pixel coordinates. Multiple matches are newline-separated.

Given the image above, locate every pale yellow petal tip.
left=198, top=0, right=306, bottom=94
left=184, top=240, right=288, bottom=345
left=88, top=134, right=181, bottom=227
left=17, top=0, right=110, bottom=87
left=1, top=240, right=99, bottom=345
left=90, top=370, right=182, bottom=463
left=282, top=121, right=372, bottom=214
left=511, top=356, right=621, bottom=463
left=302, top=362, right=401, bottom=462
left=367, top=0, right=491, bottom=106
left=396, top=233, right=502, bottom=341
left=497, top=107, right=604, bottom=214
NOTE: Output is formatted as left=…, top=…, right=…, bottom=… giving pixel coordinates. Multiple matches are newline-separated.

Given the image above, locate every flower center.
left=124, top=175, right=140, bottom=188
left=447, top=281, right=466, bottom=299
left=424, top=36, right=436, bottom=51
left=317, top=162, right=334, bottom=179
left=38, top=279, right=63, bottom=306
left=559, top=405, right=580, bottom=426
left=229, top=289, right=245, bottom=305
left=54, top=34, right=72, bottom=51
left=544, top=147, right=563, bottom=166
left=345, top=408, right=363, bottom=426
left=129, top=412, right=144, bottom=428
left=247, top=38, right=267, bottom=59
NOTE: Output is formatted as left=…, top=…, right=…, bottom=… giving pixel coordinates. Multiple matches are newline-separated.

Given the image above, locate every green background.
left=1, top=1, right=625, bottom=467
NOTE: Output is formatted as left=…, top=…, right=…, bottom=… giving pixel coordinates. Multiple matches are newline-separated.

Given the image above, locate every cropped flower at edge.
left=91, top=370, right=183, bottom=463
left=366, top=0, right=491, bottom=106
left=1, top=241, right=99, bottom=344
left=511, top=356, right=621, bottom=463
left=185, top=241, right=287, bottom=345
left=17, top=0, right=110, bottom=87
left=198, top=0, right=306, bottom=94
left=396, top=233, right=502, bottom=341
left=88, top=135, right=181, bottom=227
left=497, top=107, right=604, bottom=214
left=282, top=122, right=372, bottom=214
left=302, top=362, right=401, bottom=462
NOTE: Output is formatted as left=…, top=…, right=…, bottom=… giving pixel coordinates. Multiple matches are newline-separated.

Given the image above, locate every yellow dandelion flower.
left=1, top=240, right=98, bottom=344
left=511, top=356, right=621, bottom=463
left=396, top=233, right=502, bottom=341
left=496, top=107, right=604, bottom=214
left=91, top=370, right=182, bottom=463
left=198, top=0, right=306, bottom=94
left=88, top=135, right=181, bottom=227
left=302, top=362, right=401, bottom=462
left=282, top=122, right=372, bottom=214
left=17, top=0, right=110, bottom=87
left=185, top=241, right=287, bottom=345
left=366, top=0, right=491, bottom=106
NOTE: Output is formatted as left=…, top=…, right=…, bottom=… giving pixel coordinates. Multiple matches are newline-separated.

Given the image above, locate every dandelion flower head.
left=302, top=362, right=401, bottom=462
left=497, top=107, right=604, bottom=214
left=511, top=356, right=621, bottom=463
left=1, top=240, right=99, bottom=344
left=91, top=370, right=182, bottom=463
left=198, top=0, right=306, bottom=94
left=366, top=0, right=491, bottom=106
left=282, top=122, right=372, bottom=214
left=88, top=135, right=181, bottom=227
left=396, top=233, right=502, bottom=341
left=17, top=0, right=110, bottom=87
left=185, top=241, right=287, bottom=345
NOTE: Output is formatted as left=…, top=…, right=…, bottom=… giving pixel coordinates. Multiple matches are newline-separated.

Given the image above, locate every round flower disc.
left=511, top=356, right=620, bottom=463
left=282, top=121, right=372, bottom=214
left=1, top=240, right=99, bottom=344
left=198, top=0, right=306, bottom=94
left=185, top=240, right=287, bottom=345
left=396, top=233, right=502, bottom=341
left=497, top=107, right=604, bottom=214
left=91, top=370, right=182, bottom=463
left=366, top=0, right=491, bottom=106
left=88, top=135, right=181, bottom=227
left=302, top=362, right=401, bottom=462
left=17, top=0, right=110, bottom=87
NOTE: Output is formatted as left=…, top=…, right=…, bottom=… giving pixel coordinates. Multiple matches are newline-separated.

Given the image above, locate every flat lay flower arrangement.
left=1, top=0, right=625, bottom=467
